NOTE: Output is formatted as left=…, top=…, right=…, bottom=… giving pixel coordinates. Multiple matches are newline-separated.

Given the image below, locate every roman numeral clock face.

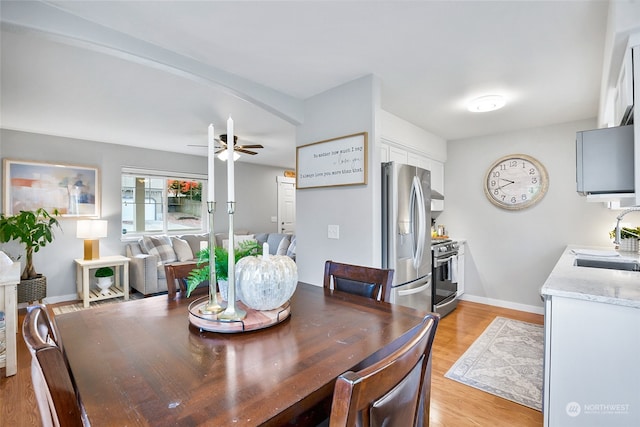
left=484, top=154, right=549, bottom=210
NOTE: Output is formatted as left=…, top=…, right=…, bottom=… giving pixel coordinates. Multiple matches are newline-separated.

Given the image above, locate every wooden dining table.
left=55, top=282, right=429, bottom=426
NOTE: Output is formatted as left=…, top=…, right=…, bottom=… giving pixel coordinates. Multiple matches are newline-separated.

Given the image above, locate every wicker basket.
left=17, top=275, right=47, bottom=304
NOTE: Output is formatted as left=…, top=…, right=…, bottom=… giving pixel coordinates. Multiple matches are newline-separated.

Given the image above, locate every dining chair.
left=328, top=313, right=439, bottom=427
left=323, top=260, right=394, bottom=302
left=164, top=261, right=207, bottom=300
left=22, top=304, right=87, bottom=427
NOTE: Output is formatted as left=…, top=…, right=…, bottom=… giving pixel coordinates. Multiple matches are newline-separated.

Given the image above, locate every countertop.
left=540, top=245, right=640, bottom=309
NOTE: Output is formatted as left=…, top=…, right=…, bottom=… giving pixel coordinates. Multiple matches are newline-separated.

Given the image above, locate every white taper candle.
left=227, top=116, right=235, bottom=201
left=207, top=124, right=215, bottom=202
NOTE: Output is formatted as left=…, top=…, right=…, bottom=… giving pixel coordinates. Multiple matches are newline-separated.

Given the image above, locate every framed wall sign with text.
left=296, top=132, right=368, bottom=189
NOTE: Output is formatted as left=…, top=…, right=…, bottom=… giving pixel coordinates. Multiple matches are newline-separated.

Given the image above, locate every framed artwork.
left=3, top=159, right=100, bottom=218
left=296, top=132, right=368, bottom=189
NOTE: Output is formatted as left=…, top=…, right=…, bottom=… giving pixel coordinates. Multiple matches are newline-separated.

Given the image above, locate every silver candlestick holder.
left=199, top=201, right=225, bottom=315
left=218, top=201, right=247, bottom=321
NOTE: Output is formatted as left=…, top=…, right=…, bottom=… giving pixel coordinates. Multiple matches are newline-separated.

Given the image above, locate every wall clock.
left=484, top=154, right=549, bottom=210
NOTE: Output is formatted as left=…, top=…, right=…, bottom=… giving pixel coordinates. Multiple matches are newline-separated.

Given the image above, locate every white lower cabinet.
left=455, top=241, right=465, bottom=296
left=544, top=296, right=640, bottom=426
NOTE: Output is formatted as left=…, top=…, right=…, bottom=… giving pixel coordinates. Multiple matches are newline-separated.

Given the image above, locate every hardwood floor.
left=0, top=299, right=543, bottom=426
left=430, top=300, right=544, bottom=427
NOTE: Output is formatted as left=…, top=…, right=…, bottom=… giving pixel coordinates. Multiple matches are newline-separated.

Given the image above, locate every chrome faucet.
left=613, top=207, right=640, bottom=245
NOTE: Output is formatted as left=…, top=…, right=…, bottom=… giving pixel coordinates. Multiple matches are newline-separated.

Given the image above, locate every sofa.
left=125, top=231, right=296, bottom=295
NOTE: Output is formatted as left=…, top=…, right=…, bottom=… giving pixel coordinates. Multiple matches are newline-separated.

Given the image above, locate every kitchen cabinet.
left=455, top=240, right=465, bottom=296
left=380, top=142, right=445, bottom=212
left=544, top=296, right=640, bottom=426
left=614, top=46, right=634, bottom=126
left=389, top=146, right=409, bottom=164
left=541, top=247, right=640, bottom=427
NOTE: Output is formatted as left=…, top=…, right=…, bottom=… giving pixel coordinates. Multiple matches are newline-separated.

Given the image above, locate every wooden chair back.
left=329, top=313, right=439, bottom=427
left=323, top=260, right=394, bottom=302
left=22, top=305, right=86, bottom=427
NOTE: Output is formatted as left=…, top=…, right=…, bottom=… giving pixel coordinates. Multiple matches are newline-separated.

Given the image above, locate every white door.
left=277, top=176, right=296, bottom=233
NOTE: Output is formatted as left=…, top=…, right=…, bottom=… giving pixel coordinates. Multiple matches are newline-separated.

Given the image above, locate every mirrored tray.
left=188, top=295, right=291, bottom=333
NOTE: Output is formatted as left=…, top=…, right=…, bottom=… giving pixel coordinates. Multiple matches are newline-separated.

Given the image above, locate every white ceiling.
left=1, top=1, right=612, bottom=169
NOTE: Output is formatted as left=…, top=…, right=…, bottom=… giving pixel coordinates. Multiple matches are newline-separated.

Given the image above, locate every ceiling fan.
left=188, top=134, right=264, bottom=156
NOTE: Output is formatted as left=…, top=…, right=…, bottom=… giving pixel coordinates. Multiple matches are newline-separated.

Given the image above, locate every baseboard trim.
left=458, top=294, right=544, bottom=315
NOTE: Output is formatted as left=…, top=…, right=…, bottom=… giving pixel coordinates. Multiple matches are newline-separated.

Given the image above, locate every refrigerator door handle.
left=410, top=175, right=427, bottom=270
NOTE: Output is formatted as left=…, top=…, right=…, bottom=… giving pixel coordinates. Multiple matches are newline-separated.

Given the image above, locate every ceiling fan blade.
left=236, top=148, right=258, bottom=155
left=237, top=144, right=264, bottom=149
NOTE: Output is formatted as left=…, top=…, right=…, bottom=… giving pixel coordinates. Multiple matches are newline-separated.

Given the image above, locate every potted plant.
left=95, top=266, right=114, bottom=295
left=186, top=240, right=261, bottom=298
left=0, top=208, right=61, bottom=303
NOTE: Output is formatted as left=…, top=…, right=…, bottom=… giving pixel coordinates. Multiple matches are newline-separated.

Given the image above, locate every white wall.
left=438, top=119, right=616, bottom=311
left=0, top=129, right=287, bottom=299
left=296, top=75, right=381, bottom=285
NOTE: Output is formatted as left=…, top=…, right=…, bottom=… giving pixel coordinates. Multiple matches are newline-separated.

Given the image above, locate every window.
left=121, top=168, right=207, bottom=238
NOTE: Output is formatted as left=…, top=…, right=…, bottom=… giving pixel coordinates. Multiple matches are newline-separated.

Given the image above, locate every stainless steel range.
left=431, top=239, right=459, bottom=317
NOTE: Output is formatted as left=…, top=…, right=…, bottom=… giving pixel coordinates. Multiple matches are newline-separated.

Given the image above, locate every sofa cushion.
left=142, top=235, right=177, bottom=263
left=222, top=234, right=256, bottom=250
left=171, top=237, right=194, bottom=262
left=180, top=233, right=209, bottom=256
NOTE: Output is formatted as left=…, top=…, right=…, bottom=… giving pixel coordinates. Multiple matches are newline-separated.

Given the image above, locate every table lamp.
left=77, top=220, right=108, bottom=260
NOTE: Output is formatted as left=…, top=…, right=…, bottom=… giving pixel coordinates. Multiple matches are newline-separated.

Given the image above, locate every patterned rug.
left=444, top=316, right=544, bottom=411
left=52, top=292, right=144, bottom=315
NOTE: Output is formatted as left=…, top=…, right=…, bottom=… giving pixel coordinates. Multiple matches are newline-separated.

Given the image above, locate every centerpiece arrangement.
left=187, top=118, right=297, bottom=333
left=186, top=240, right=261, bottom=301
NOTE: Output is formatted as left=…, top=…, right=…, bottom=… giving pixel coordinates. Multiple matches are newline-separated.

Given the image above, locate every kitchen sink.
left=574, top=256, right=640, bottom=271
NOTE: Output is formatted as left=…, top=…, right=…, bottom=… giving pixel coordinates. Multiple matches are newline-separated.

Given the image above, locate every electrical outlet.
left=328, top=224, right=340, bottom=239
left=270, top=216, right=277, bottom=223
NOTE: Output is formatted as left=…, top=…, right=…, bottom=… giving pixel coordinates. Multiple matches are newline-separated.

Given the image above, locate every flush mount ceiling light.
left=467, top=95, right=506, bottom=113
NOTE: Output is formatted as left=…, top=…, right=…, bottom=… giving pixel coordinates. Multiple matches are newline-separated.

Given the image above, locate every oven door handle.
left=397, top=275, right=431, bottom=296
left=434, top=255, right=457, bottom=267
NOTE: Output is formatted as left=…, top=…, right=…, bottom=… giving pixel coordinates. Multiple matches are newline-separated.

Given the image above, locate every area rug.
left=444, top=316, right=543, bottom=411
left=52, top=292, right=144, bottom=315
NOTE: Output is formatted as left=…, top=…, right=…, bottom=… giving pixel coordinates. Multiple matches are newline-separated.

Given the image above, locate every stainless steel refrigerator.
left=381, top=162, right=432, bottom=312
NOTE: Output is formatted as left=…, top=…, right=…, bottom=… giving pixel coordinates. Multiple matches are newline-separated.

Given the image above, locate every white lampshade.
left=217, top=150, right=241, bottom=161
left=77, top=220, right=108, bottom=239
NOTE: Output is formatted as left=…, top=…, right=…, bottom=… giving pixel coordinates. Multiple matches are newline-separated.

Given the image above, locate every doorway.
left=277, top=176, right=296, bottom=233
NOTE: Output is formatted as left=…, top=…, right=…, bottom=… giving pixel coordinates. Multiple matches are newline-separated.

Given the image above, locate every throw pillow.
left=286, top=236, right=296, bottom=260
left=142, top=235, right=177, bottom=263
left=171, top=237, right=194, bottom=262
left=276, top=237, right=290, bottom=256
left=222, top=234, right=256, bottom=250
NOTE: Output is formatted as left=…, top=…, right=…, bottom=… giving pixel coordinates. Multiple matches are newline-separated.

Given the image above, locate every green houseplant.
left=0, top=208, right=61, bottom=280
left=95, top=267, right=114, bottom=278
left=186, top=240, right=261, bottom=297
left=95, top=266, right=114, bottom=295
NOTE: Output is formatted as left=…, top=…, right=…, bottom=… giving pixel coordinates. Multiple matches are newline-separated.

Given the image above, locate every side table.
left=74, top=256, right=129, bottom=308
